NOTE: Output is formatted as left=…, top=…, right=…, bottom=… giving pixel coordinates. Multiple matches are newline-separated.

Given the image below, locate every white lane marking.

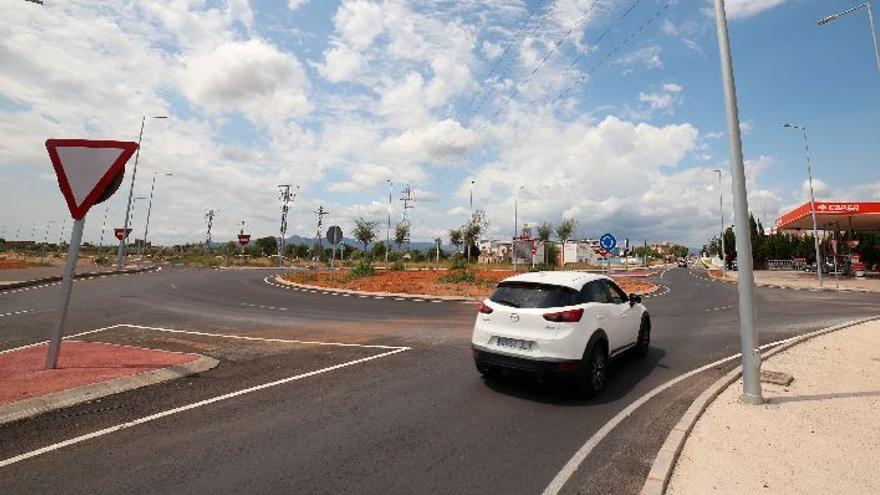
left=0, top=324, right=121, bottom=355
left=0, top=309, right=34, bottom=318
left=119, top=323, right=409, bottom=351
left=541, top=333, right=821, bottom=495
left=0, top=347, right=409, bottom=469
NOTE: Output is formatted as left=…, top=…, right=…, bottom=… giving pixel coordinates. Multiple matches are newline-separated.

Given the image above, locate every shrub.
left=450, top=255, right=468, bottom=270
left=529, top=263, right=556, bottom=272
left=390, top=260, right=406, bottom=272
left=350, top=261, right=375, bottom=278
left=439, top=270, right=477, bottom=283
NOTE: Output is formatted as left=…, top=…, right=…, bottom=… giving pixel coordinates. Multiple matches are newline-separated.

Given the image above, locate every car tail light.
left=478, top=301, right=494, bottom=314
left=542, top=308, right=584, bottom=323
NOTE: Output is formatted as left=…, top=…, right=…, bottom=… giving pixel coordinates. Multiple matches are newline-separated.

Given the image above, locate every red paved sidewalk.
left=0, top=341, right=200, bottom=405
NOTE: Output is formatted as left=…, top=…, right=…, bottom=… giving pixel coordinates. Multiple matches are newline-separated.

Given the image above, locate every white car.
left=471, top=271, right=650, bottom=396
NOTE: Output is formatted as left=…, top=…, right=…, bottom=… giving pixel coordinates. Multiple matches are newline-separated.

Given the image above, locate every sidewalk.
left=667, top=319, right=880, bottom=494
left=719, top=269, right=880, bottom=293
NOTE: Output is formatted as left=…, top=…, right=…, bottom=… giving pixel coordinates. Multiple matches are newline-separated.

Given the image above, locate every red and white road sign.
left=46, top=139, right=138, bottom=219
left=114, top=228, right=133, bottom=241
left=530, top=247, right=537, bottom=255
left=238, top=234, right=251, bottom=246
left=598, top=248, right=607, bottom=257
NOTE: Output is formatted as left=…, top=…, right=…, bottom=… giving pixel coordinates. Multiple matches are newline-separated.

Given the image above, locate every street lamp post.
left=513, top=185, right=524, bottom=271
left=141, top=172, right=173, bottom=263
left=386, top=179, right=392, bottom=267
left=714, top=0, right=762, bottom=405
left=712, top=169, right=726, bottom=276
left=116, top=115, right=167, bottom=269
left=467, top=179, right=475, bottom=264
left=784, top=123, right=824, bottom=288
left=818, top=2, right=880, bottom=92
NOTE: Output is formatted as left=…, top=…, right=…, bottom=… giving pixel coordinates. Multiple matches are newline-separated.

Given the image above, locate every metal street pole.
left=117, top=115, right=167, bottom=269
left=467, top=179, right=475, bottom=264
left=818, top=2, right=880, bottom=93
left=784, top=124, right=824, bottom=288
left=513, top=185, right=523, bottom=271
left=386, top=179, right=392, bottom=267
left=714, top=0, right=762, bottom=405
left=45, top=217, right=85, bottom=369
left=713, top=169, right=726, bottom=276
left=141, top=172, right=172, bottom=264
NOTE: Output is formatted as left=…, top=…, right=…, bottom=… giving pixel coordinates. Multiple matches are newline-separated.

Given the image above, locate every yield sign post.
left=44, top=139, right=138, bottom=369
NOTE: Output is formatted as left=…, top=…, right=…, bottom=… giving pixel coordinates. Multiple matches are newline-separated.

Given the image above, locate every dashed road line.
left=0, top=309, right=34, bottom=318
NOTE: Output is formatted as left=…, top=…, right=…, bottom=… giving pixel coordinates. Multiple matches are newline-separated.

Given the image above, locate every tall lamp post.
left=116, top=115, right=167, bottom=269
left=783, top=123, right=824, bottom=288
left=386, top=179, right=392, bottom=267
left=141, top=172, right=173, bottom=263
left=818, top=2, right=880, bottom=92
left=513, top=185, right=524, bottom=271
left=467, top=179, right=475, bottom=264
left=714, top=0, right=762, bottom=405
left=712, top=169, right=726, bottom=276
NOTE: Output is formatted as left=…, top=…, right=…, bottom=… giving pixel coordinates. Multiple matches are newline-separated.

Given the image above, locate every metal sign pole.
left=45, top=217, right=85, bottom=369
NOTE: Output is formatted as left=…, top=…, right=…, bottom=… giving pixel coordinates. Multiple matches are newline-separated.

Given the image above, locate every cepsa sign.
left=816, top=203, right=861, bottom=213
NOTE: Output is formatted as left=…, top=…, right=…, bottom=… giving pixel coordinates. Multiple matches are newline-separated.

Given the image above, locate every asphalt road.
left=0, top=265, right=877, bottom=494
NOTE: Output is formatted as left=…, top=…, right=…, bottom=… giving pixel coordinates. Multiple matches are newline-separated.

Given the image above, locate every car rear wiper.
left=492, top=299, right=520, bottom=308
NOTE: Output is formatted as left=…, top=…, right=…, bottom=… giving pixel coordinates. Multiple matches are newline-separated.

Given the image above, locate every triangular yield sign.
left=46, top=139, right=139, bottom=219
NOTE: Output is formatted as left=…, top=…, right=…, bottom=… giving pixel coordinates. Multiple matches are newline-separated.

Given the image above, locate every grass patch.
left=439, top=270, right=478, bottom=284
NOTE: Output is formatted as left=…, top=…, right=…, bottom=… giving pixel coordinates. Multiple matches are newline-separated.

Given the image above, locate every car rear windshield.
left=490, top=282, right=579, bottom=309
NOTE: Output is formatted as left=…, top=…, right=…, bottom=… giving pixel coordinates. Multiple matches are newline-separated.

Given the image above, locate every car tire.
left=578, top=337, right=608, bottom=397
left=634, top=314, right=650, bottom=358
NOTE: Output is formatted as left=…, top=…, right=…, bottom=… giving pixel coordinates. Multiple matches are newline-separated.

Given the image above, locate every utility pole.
left=314, top=205, right=329, bottom=260
left=400, top=184, right=414, bottom=251
left=513, top=185, right=524, bottom=271
left=142, top=172, right=173, bottom=264
left=99, top=206, right=110, bottom=253
left=117, top=115, right=167, bottom=269
left=468, top=179, right=475, bottom=264
left=714, top=0, right=762, bottom=405
left=277, top=185, right=298, bottom=267
left=204, top=209, right=217, bottom=253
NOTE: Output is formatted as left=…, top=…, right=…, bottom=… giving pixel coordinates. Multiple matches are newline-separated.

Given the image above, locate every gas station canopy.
left=775, top=202, right=880, bottom=231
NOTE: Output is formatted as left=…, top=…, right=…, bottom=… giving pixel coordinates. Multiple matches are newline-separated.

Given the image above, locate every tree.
left=254, top=236, right=277, bottom=257
left=462, top=209, right=488, bottom=263
left=555, top=218, right=577, bottom=243
left=371, top=240, right=386, bottom=259
left=670, top=245, right=690, bottom=258
left=449, top=228, right=463, bottom=253
left=537, top=222, right=553, bottom=264
left=353, top=217, right=379, bottom=253
left=394, top=222, right=409, bottom=252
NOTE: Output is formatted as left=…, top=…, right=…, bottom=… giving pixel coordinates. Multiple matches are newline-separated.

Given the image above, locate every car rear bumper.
left=472, top=346, right=581, bottom=375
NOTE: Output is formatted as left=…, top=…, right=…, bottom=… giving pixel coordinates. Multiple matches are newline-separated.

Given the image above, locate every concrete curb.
left=640, top=315, right=880, bottom=495
left=0, top=265, right=158, bottom=292
left=270, top=274, right=664, bottom=302
left=0, top=354, right=219, bottom=425
left=270, top=275, right=481, bottom=302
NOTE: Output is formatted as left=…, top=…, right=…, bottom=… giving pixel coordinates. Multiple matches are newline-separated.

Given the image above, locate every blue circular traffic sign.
left=600, top=233, right=617, bottom=251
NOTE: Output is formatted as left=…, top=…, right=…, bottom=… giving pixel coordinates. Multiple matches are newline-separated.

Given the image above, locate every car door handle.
left=595, top=314, right=605, bottom=320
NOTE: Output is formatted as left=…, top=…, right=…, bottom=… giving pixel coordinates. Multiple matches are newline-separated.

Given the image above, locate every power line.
left=204, top=209, right=217, bottom=253
left=314, top=204, right=329, bottom=255
left=277, top=184, right=298, bottom=266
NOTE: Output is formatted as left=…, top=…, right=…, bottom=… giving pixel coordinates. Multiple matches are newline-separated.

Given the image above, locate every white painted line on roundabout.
left=541, top=333, right=813, bottom=495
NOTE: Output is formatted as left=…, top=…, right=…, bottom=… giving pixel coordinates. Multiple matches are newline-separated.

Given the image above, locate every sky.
left=1, top=0, right=879, bottom=248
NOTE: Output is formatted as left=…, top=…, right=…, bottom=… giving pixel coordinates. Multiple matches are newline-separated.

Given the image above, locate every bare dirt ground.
left=283, top=269, right=657, bottom=299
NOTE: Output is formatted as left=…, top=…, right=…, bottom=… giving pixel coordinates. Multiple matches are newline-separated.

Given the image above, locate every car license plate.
left=495, top=337, right=534, bottom=351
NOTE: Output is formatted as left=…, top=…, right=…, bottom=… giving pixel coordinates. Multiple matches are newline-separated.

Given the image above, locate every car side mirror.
left=629, top=294, right=642, bottom=306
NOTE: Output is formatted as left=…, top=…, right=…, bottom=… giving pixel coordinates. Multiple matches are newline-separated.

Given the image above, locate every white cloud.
left=334, top=0, right=385, bottom=49
left=722, top=0, right=786, bottom=20
left=317, top=44, right=365, bottom=82
left=177, top=39, right=311, bottom=127
left=617, top=46, right=664, bottom=71
left=663, top=83, right=683, bottom=93
left=382, top=119, right=481, bottom=161
left=287, top=0, right=310, bottom=11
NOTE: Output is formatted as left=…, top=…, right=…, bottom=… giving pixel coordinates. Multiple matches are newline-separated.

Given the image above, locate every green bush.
left=439, top=270, right=477, bottom=283
left=450, top=255, right=468, bottom=270
left=390, top=260, right=406, bottom=271
left=529, top=263, right=556, bottom=272
left=350, top=261, right=375, bottom=278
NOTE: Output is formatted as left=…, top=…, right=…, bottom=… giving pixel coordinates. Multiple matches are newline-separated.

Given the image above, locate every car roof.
left=499, top=271, right=609, bottom=291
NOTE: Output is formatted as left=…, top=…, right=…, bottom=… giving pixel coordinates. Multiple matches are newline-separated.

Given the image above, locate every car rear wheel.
left=634, top=314, right=651, bottom=358
left=578, top=338, right=608, bottom=397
